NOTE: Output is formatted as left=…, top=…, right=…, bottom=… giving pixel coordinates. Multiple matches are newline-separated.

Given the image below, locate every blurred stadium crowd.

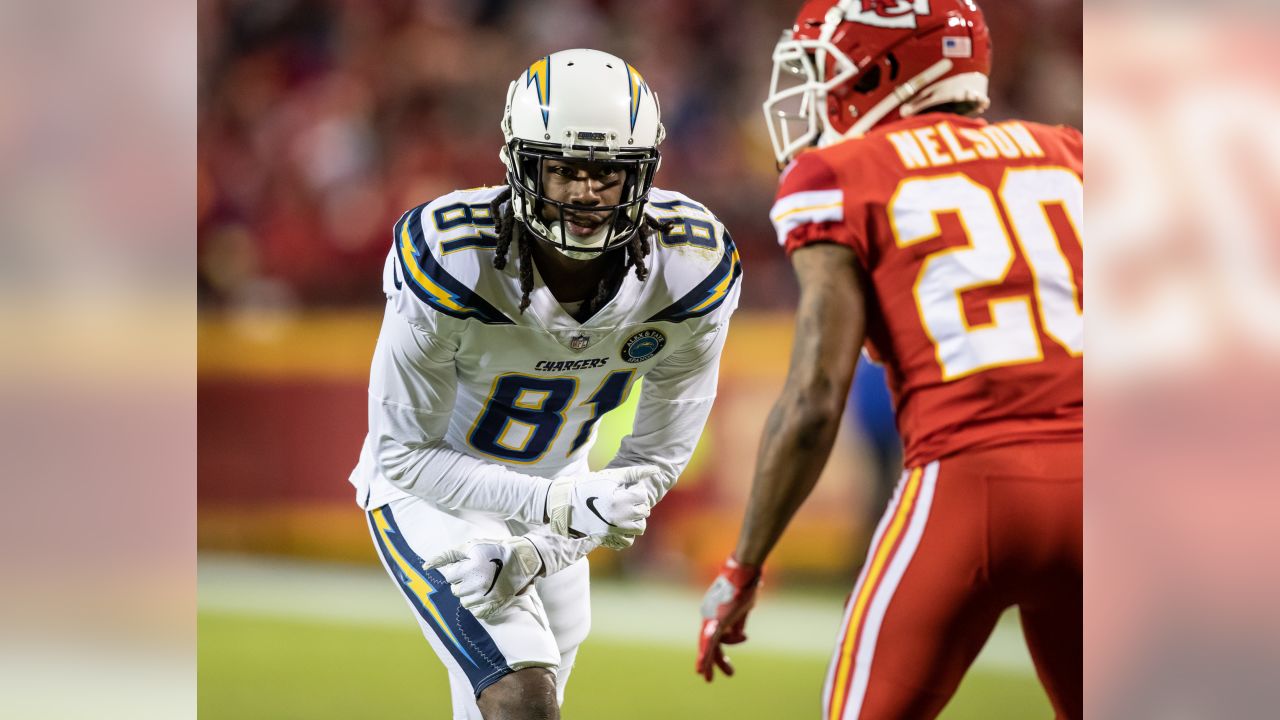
left=197, top=0, right=1081, bottom=311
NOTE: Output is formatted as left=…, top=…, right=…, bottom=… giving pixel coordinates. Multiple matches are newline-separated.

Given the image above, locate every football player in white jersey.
left=348, top=49, right=742, bottom=720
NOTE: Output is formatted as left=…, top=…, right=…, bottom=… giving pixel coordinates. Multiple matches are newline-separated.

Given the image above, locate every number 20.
left=891, top=167, right=1083, bottom=381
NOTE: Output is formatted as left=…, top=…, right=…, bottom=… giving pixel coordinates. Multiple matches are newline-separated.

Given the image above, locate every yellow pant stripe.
left=828, top=467, right=923, bottom=720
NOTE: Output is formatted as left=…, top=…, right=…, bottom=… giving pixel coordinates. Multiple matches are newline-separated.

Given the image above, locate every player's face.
left=539, top=159, right=626, bottom=239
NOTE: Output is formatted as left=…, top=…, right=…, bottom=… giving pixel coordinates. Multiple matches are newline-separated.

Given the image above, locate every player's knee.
left=477, top=667, right=558, bottom=720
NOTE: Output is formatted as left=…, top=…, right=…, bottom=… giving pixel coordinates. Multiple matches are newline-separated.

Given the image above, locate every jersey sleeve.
left=770, top=151, right=861, bottom=258
left=367, top=301, right=551, bottom=523
left=605, top=302, right=738, bottom=504
left=1059, top=125, right=1084, bottom=178
left=642, top=192, right=742, bottom=326
left=387, top=201, right=515, bottom=330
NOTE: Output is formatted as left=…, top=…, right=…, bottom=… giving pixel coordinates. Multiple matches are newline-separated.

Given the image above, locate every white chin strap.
left=841, top=66, right=991, bottom=140
left=900, top=72, right=991, bottom=118
left=842, top=59, right=953, bottom=139
left=512, top=190, right=614, bottom=261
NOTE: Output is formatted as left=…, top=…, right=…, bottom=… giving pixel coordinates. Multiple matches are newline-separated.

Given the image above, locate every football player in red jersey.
left=696, top=1, right=1082, bottom=718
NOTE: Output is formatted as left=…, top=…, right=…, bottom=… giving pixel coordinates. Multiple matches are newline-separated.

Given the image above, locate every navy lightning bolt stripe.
left=368, top=507, right=514, bottom=695
left=645, top=230, right=742, bottom=323
left=648, top=198, right=710, bottom=215
left=394, top=205, right=514, bottom=325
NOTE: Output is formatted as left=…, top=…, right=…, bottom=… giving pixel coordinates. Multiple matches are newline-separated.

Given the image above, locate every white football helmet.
left=501, top=49, right=665, bottom=259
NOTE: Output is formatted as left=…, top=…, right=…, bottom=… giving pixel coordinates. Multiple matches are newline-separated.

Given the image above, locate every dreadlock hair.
left=488, top=189, right=668, bottom=317
left=489, top=189, right=536, bottom=313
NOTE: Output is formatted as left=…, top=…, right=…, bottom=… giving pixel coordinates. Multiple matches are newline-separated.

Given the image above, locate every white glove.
left=422, top=537, right=545, bottom=621
left=600, top=533, right=636, bottom=550
left=545, top=465, right=662, bottom=541
left=597, top=466, right=675, bottom=550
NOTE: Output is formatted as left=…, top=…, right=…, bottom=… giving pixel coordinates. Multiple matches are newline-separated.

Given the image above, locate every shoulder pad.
left=641, top=189, right=742, bottom=324
left=771, top=152, right=844, bottom=247
left=389, top=189, right=515, bottom=326
left=644, top=188, right=722, bottom=254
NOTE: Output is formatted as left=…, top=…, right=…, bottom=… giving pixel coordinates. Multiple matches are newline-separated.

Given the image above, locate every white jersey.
left=349, top=185, right=741, bottom=565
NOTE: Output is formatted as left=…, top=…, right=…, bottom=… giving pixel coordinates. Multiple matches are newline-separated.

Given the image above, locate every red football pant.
left=822, top=440, right=1082, bottom=720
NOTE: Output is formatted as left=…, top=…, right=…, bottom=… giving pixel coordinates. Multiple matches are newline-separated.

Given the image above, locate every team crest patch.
left=620, top=329, right=666, bottom=364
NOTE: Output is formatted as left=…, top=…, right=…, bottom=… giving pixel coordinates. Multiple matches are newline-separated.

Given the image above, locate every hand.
left=596, top=465, right=674, bottom=549
left=423, top=537, right=544, bottom=620
left=696, top=557, right=762, bottom=682
left=545, top=465, right=661, bottom=541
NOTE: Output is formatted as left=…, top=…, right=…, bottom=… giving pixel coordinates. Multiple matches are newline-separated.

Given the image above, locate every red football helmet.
left=763, top=0, right=992, bottom=165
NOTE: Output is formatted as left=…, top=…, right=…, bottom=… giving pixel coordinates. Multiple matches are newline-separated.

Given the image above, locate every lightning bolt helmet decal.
left=526, top=55, right=551, bottom=129
left=626, top=63, right=650, bottom=134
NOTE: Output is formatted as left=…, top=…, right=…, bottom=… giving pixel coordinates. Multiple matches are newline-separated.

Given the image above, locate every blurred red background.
left=196, top=0, right=1082, bottom=581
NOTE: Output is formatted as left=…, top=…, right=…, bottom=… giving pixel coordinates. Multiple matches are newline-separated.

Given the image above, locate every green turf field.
left=199, top=556, right=1052, bottom=719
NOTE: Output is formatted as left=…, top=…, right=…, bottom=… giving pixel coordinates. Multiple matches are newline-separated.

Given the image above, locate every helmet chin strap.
left=899, top=72, right=991, bottom=117
left=841, top=59, right=954, bottom=140
left=508, top=164, right=640, bottom=261
left=545, top=220, right=611, bottom=261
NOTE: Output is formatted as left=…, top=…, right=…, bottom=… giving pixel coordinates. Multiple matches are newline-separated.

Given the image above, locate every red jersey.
left=772, top=113, right=1083, bottom=467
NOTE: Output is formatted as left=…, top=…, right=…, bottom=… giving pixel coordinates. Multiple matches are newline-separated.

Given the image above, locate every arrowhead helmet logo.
left=848, top=0, right=931, bottom=29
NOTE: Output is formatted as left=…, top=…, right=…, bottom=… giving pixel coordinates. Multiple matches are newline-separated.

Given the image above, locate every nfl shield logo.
left=569, top=334, right=590, bottom=351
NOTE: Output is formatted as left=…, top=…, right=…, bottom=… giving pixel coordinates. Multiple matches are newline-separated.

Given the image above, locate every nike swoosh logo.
left=392, top=259, right=403, bottom=290
left=484, top=558, right=503, bottom=596
left=585, top=496, right=618, bottom=528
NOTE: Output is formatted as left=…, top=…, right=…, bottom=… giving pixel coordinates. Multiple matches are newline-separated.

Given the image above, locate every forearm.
left=733, top=391, right=844, bottom=566
left=730, top=243, right=865, bottom=567
left=378, top=435, right=551, bottom=523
